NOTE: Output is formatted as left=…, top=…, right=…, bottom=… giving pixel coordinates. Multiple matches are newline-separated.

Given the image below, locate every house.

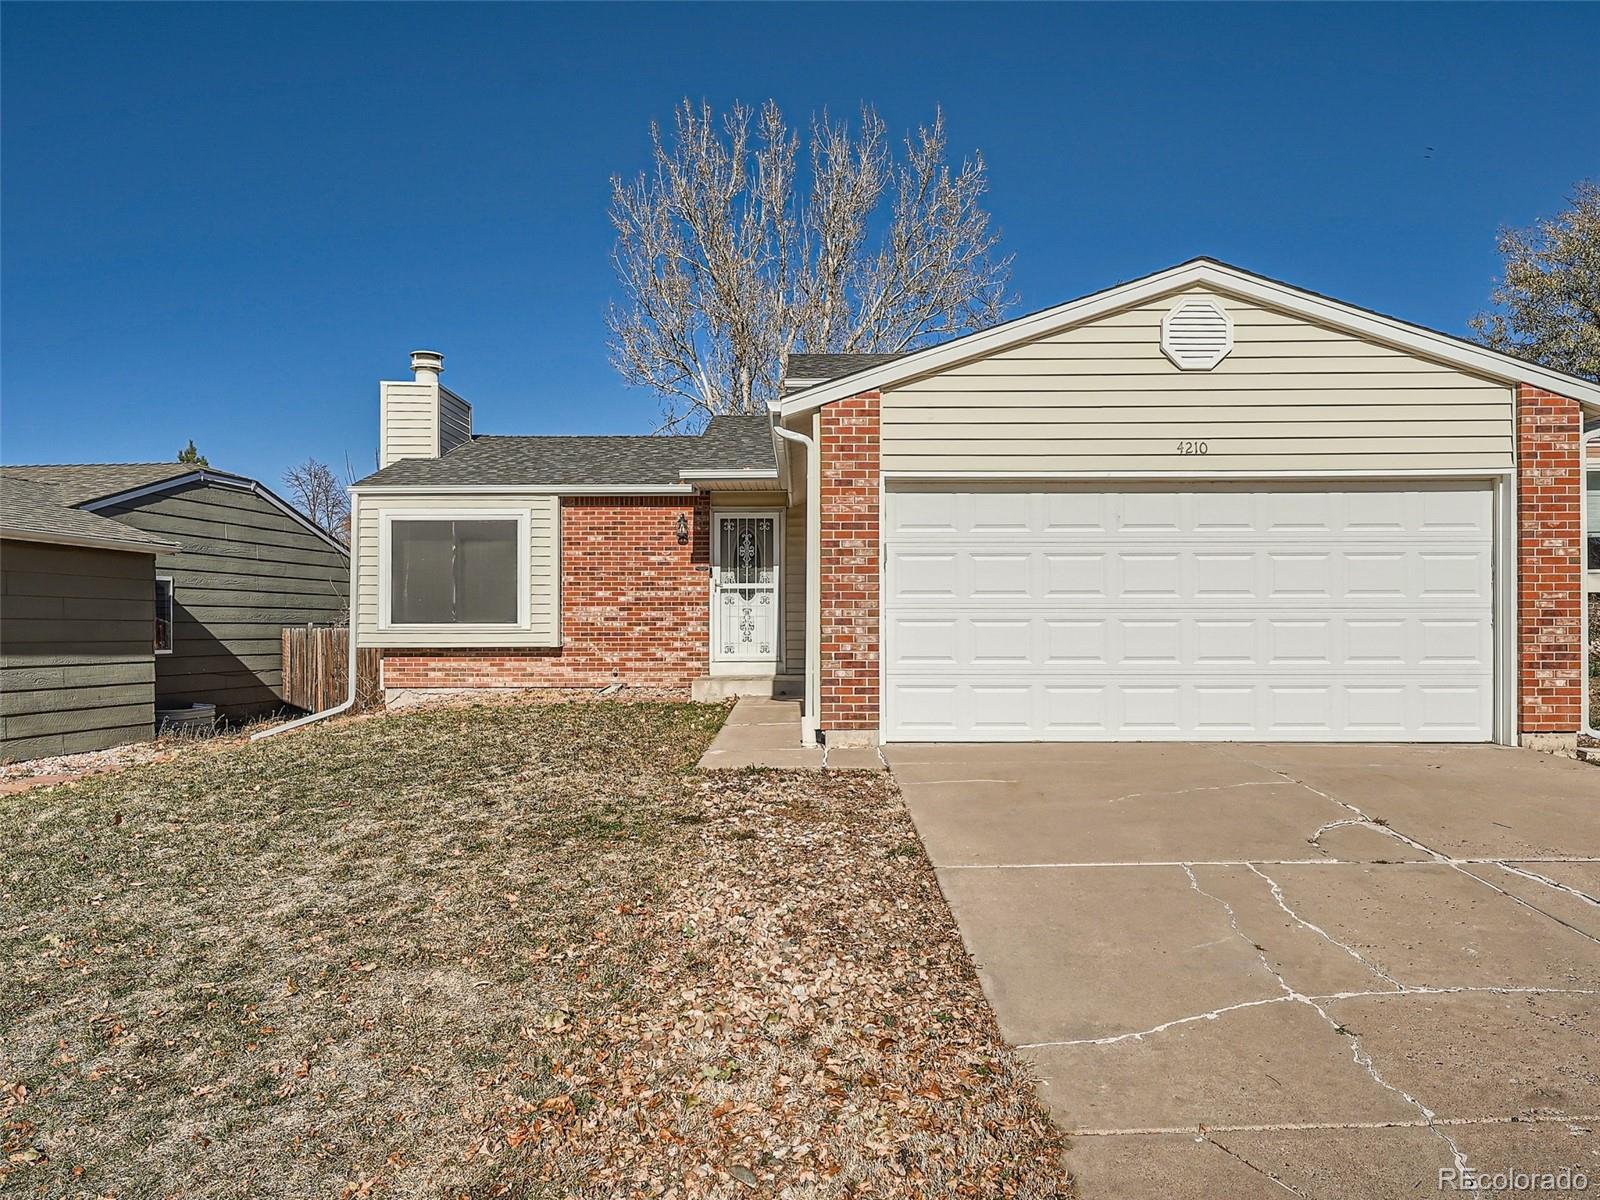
left=350, top=259, right=1600, bottom=753
left=1, top=463, right=348, bottom=761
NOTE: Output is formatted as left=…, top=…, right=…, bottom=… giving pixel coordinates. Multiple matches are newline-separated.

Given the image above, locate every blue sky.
left=3, top=2, right=1597, bottom=489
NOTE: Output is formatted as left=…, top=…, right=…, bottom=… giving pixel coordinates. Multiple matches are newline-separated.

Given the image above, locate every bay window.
left=383, top=514, right=526, bottom=627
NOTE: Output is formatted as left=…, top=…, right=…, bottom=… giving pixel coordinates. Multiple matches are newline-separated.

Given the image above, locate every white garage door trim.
left=880, top=477, right=1514, bottom=745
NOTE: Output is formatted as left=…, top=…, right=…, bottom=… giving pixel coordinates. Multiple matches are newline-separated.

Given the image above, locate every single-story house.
left=1, top=463, right=349, bottom=760
left=351, top=259, right=1600, bottom=752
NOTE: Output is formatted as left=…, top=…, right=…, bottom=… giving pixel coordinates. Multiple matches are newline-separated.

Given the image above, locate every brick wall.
left=381, top=495, right=710, bottom=692
left=1515, top=383, right=1584, bottom=733
left=818, top=392, right=881, bottom=733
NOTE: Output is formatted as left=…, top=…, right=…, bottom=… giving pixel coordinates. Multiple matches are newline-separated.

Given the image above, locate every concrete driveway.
left=886, top=742, right=1600, bottom=1199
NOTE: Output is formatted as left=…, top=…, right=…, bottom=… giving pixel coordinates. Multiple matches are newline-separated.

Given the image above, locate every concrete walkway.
left=697, top=698, right=884, bottom=770
left=887, top=741, right=1600, bottom=1198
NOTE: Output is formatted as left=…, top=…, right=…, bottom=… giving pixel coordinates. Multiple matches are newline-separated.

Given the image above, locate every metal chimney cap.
left=410, top=349, right=444, bottom=375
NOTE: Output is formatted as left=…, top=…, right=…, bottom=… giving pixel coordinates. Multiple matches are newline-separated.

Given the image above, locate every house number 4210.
left=1175, top=439, right=1209, bottom=456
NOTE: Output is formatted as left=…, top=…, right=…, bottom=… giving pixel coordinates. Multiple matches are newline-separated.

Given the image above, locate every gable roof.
left=0, top=474, right=180, bottom=555
left=0, top=463, right=348, bottom=556
left=352, top=413, right=777, bottom=491
left=785, top=353, right=906, bottom=385
left=3, top=462, right=198, bottom=507
left=777, top=257, right=1600, bottom=417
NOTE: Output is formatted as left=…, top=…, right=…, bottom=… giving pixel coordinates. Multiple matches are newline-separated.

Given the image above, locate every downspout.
left=253, top=489, right=360, bottom=741
left=1585, top=427, right=1599, bottom=741
left=772, top=419, right=821, bottom=747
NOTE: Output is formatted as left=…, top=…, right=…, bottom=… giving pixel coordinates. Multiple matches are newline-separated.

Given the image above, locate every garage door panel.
left=888, top=611, right=1492, bottom=674
left=1044, top=552, right=1108, bottom=598
left=886, top=676, right=1494, bottom=742
left=1045, top=618, right=1109, bottom=665
left=883, top=483, right=1494, bottom=742
left=889, top=548, right=1490, bottom=608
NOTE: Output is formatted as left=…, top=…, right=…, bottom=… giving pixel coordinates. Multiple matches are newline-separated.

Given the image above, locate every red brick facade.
left=818, top=392, right=881, bottom=733
left=1515, top=384, right=1584, bottom=734
left=381, top=495, right=711, bottom=692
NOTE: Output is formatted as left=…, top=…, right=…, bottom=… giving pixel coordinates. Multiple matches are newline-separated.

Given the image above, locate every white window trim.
left=154, top=575, right=175, bottom=655
left=377, top=508, right=531, bottom=632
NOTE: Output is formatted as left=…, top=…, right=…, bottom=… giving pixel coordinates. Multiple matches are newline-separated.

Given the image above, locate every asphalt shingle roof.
left=1, top=463, right=198, bottom=507
left=353, top=413, right=776, bottom=489
left=0, top=474, right=179, bottom=552
left=785, top=353, right=906, bottom=383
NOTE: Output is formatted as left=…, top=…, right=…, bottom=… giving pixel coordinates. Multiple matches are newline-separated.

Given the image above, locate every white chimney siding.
left=378, top=350, right=472, bottom=468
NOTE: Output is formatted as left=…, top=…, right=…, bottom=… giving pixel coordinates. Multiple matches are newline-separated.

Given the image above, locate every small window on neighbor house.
left=155, top=577, right=174, bottom=653
left=389, top=519, right=520, bottom=625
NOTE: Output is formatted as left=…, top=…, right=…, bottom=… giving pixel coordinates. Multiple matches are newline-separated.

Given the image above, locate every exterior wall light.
left=675, top=513, right=689, bottom=544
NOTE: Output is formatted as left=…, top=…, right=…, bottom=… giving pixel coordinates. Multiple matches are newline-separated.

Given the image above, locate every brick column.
left=818, top=392, right=881, bottom=739
left=1515, top=383, right=1584, bottom=742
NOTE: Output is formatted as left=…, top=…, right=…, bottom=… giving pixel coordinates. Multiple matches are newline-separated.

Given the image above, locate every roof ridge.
left=2, top=461, right=191, bottom=469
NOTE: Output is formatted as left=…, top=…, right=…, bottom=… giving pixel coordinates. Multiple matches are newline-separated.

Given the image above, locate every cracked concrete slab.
left=895, top=758, right=1406, bottom=865
left=1492, top=863, right=1600, bottom=940
left=1235, top=744, right=1600, bottom=861
left=890, top=741, right=1600, bottom=1197
left=1241, top=863, right=1600, bottom=989
left=1064, top=1126, right=1459, bottom=1199
left=1324, top=990, right=1600, bottom=1122
left=1028, top=1000, right=1425, bottom=1131
left=1187, top=865, right=1400, bottom=997
left=1446, top=1120, right=1600, bottom=1191
left=935, top=864, right=1298, bottom=1044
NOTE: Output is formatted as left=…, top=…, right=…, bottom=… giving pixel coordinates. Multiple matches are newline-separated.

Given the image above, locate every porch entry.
left=711, top=510, right=781, bottom=667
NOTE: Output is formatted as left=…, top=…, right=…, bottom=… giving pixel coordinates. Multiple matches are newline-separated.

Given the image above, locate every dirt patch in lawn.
left=2, top=702, right=1070, bottom=1199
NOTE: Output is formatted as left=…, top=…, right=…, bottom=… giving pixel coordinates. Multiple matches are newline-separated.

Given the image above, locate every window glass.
left=454, top=521, right=519, bottom=623
left=390, top=519, right=518, bottom=625
left=155, top=578, right=174, bottom=652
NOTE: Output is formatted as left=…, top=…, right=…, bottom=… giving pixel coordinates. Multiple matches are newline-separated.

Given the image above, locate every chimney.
left=410, top=349, right=444, bottom=382
left=378, top=349, right=471, bottom=468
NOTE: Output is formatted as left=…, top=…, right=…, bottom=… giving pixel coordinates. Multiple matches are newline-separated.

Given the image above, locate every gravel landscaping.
left=1, top=701, right=1071, bottom=1199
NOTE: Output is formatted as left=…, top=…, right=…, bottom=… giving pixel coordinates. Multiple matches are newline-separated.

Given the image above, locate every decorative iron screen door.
left=712, top=512, right=780, bottom=665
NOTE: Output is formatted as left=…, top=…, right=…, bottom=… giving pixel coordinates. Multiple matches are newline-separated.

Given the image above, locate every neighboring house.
left=351, top=259, right=1600, bottom=752
left=1, top=477, right=180, bottom=761
left=1, top=464, right=348, bottom=760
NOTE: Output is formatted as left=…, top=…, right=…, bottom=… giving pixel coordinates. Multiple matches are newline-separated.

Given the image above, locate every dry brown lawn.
left=2, top=701, right=1071, bottom=1199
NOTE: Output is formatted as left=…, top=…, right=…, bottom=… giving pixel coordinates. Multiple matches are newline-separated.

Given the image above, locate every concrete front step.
left=691, top=674, right=802, bottom=702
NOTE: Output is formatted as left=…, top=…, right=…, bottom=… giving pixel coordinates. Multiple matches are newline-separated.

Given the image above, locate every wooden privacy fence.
left=281, top=625, right=382, bottom=713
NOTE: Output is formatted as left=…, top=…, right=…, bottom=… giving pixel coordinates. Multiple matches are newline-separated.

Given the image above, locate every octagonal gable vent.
left=1160, top=296, right=1233, bottom=370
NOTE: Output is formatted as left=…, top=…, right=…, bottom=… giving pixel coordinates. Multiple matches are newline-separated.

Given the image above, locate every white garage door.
left=883, top=483, right=1495, bottom=742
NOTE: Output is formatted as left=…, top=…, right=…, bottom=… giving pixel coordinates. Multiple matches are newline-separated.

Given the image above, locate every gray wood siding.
left=881, top=287, right=1516, bottom=475
left=439, top=387, right=472, bottom=454
left=98, top=482, right=349, bottom=717
left=1, top=539, right=156, bottom=761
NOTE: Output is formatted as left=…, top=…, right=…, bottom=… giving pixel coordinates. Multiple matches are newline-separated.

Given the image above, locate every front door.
left=712, top=511, right=781, bottom=666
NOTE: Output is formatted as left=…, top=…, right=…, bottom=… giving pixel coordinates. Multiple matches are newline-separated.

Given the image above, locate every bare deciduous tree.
left=283, top=458, right=350, bottom=543
left=1471, top=181, right=1600, bottom=382
left=608, top=100, right=1012, bottom=430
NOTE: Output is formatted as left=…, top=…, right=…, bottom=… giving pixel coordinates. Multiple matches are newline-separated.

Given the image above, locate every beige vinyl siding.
left=379, top=381, right=438, bottom=467
left=439, top=387, right=472, bottom=454
left=881, top=287, right=1515, bottom=474
left=354, top=493, right=560, bottom=648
